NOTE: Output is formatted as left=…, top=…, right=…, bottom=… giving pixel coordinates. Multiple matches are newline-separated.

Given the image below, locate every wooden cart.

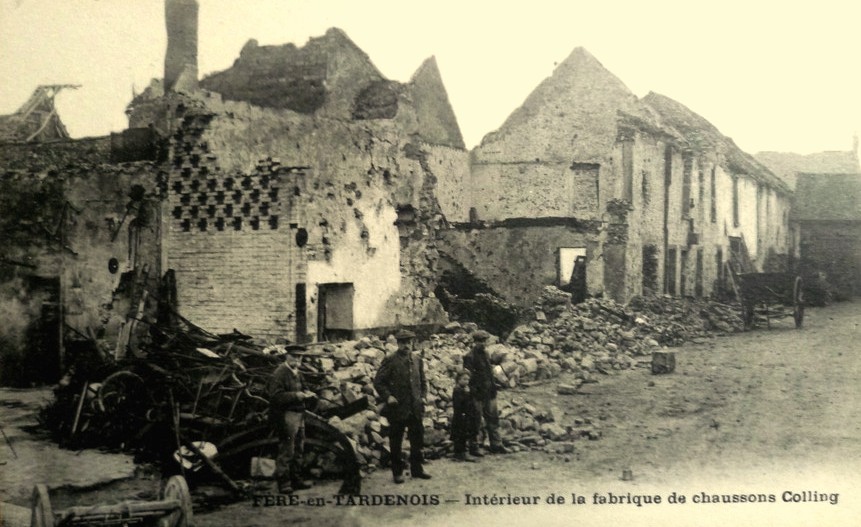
left=30, top=476, right=192, bottom=527
left=731, top=271, right=805, bottom=330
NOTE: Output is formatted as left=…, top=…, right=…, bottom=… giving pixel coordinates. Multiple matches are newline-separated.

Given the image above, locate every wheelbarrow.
left=30, top=476, right=193, bottom=527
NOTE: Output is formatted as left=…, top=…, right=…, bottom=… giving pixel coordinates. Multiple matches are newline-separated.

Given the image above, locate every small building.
left=791, top=173, right=861, bottom=298
left=0, top=136, right=162, bottom=385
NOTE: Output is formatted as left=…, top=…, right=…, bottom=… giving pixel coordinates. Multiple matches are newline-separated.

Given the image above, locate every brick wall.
left=140, top=90, right=452, bottom=342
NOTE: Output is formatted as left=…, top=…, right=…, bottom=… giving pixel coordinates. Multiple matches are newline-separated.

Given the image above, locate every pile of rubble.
left=314, top=289, right=742, bottom=466
left=314, top=287, right=739, bottom=467
left=42, top=287, right=744, bottom=485
left=295, top=327, right=601, bottom=469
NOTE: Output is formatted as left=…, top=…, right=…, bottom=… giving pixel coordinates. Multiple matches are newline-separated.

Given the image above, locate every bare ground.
left=2, top=302, right=860, bottom=526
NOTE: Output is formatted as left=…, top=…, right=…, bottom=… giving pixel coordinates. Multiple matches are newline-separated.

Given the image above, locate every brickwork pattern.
left=166, top=114, right=308, bottom=340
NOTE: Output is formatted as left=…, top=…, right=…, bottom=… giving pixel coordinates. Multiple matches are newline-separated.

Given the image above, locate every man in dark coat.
left=463, top=330, right=507, bottom=454
left=267, top=350, right=315, bottom=494
left=373, top=329, right=431, bottom=483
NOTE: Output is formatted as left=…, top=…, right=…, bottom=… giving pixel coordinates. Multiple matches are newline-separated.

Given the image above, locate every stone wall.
left=0, top=156, right=161, bottom=384
left=470, top=160, right=604, bottom=221
left=798, top=220, right=861, bottom=298
left=420, top=143, right=471, bottom=224
left=438, top=220, right=604, bottom=307
left=0, top=137, right=111, bottom=171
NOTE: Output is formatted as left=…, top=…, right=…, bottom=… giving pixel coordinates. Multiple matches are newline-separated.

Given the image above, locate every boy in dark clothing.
left=450, top=370, right=479, bottom=462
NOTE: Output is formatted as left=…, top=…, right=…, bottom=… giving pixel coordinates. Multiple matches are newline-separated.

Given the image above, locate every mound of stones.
left=305, top=288, right=742, bottom=471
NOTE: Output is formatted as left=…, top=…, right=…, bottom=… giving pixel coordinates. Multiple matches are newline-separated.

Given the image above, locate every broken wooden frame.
left=49, top=316, right=366, bottom=498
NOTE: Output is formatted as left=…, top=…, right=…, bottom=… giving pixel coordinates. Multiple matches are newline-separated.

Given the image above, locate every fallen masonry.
left=39, top=285, right=745, bottom=494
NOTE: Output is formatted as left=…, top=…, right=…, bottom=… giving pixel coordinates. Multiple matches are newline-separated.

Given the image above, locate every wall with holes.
left=142, top=92, right=450, bottom=341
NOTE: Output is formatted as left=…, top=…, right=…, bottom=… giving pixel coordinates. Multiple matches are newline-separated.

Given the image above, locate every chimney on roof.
left=164, top=0, right=199, bottom=93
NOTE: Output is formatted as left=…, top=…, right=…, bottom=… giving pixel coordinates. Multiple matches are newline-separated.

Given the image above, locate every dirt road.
left=194, top=302, right=861, bottom=527
left=2, top=302, right=860, bottom=526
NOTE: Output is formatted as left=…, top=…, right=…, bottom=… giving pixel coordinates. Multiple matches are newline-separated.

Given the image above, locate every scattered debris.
left=40, top=285, right=746, bottom=489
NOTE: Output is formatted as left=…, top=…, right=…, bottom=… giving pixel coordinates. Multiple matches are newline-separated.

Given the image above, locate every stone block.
left=651, top=350, right=676, bottom=374
left=556, top=382, right=582, bottom=395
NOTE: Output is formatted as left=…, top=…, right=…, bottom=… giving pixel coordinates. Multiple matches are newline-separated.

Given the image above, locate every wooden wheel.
left=97, top=371, right=146, bottom=414
left=159, top=475, right=193, bottom=527
left=793, top=276, right=805, bottom=328
left=31, top=484, right=55, bottom=527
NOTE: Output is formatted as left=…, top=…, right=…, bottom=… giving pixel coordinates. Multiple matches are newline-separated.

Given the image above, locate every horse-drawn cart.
left=730, top=271, right=805, bottom=329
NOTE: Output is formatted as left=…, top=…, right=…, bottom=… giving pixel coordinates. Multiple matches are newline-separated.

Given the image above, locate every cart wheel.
left=159, top=475, right=193, bottom=527
left=793, top=276, right=805, bottom=328
left=31, top=484, right=55, bottom=527
left=97, top=371, right=146, bottom=414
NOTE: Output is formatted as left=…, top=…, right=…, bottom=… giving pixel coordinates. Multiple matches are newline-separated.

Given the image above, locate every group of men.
left=267, top=329, right=506, bottom=492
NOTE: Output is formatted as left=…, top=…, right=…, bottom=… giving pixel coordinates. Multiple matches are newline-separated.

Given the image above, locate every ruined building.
left=0, top=128, right=162, bottom=385
left=0, top=0, right=469, bottom=385
left=440, top=48, right=792, bottom=306
left=125, top=0, right=468, bottom=342
left=0, top=85, right=78, bottom=143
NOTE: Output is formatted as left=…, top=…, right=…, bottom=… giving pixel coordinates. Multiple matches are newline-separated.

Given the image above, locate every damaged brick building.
left=0, top=0, right=469, bottom=384
left=125, top=0, right=467, bottom=342
left=440, top=48, right=793, bottom=307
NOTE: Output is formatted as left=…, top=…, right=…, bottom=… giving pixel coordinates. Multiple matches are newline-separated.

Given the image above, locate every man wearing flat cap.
left=373, top=329, right=431, bottom=483
left=267, top=347, right=317, bottom=493
left=463, top=330, right=507, bottom=454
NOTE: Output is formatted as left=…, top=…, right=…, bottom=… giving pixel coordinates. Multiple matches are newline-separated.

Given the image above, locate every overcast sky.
left=1, top=0, right=859, bottom=154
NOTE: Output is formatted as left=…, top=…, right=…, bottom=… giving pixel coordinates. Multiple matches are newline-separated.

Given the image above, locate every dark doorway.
left=680, top=250, right=689, bottom=296
left=295, top=283, right=307, bottom=343
left=642, top=245, right=659, bottom=293
left=666, top=248, right=677, bottom=296
left=1, top=276, right=61, bottom=386
left=694, top=248, right=704, bottom=297
left=317, top=283, right=355, bottom=342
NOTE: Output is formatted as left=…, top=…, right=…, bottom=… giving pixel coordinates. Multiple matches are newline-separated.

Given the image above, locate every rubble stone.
left=651, top=351, right=676, bottom=374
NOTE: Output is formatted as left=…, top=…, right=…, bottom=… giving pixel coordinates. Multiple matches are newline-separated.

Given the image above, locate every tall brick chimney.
left=164, top=0, right=199, bottom=92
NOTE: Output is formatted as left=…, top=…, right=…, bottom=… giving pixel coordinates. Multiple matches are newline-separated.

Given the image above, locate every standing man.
left=373, top=329, right=432, bottom=483
left=267, top=349, right=315, bottom=494
left=463, top=330, right=508, bottom=455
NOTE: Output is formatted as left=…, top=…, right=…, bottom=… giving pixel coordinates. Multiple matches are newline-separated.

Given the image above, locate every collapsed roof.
left=0, top=85, right=78, bottom=143
left=196, top=28, right=464, bottom=148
